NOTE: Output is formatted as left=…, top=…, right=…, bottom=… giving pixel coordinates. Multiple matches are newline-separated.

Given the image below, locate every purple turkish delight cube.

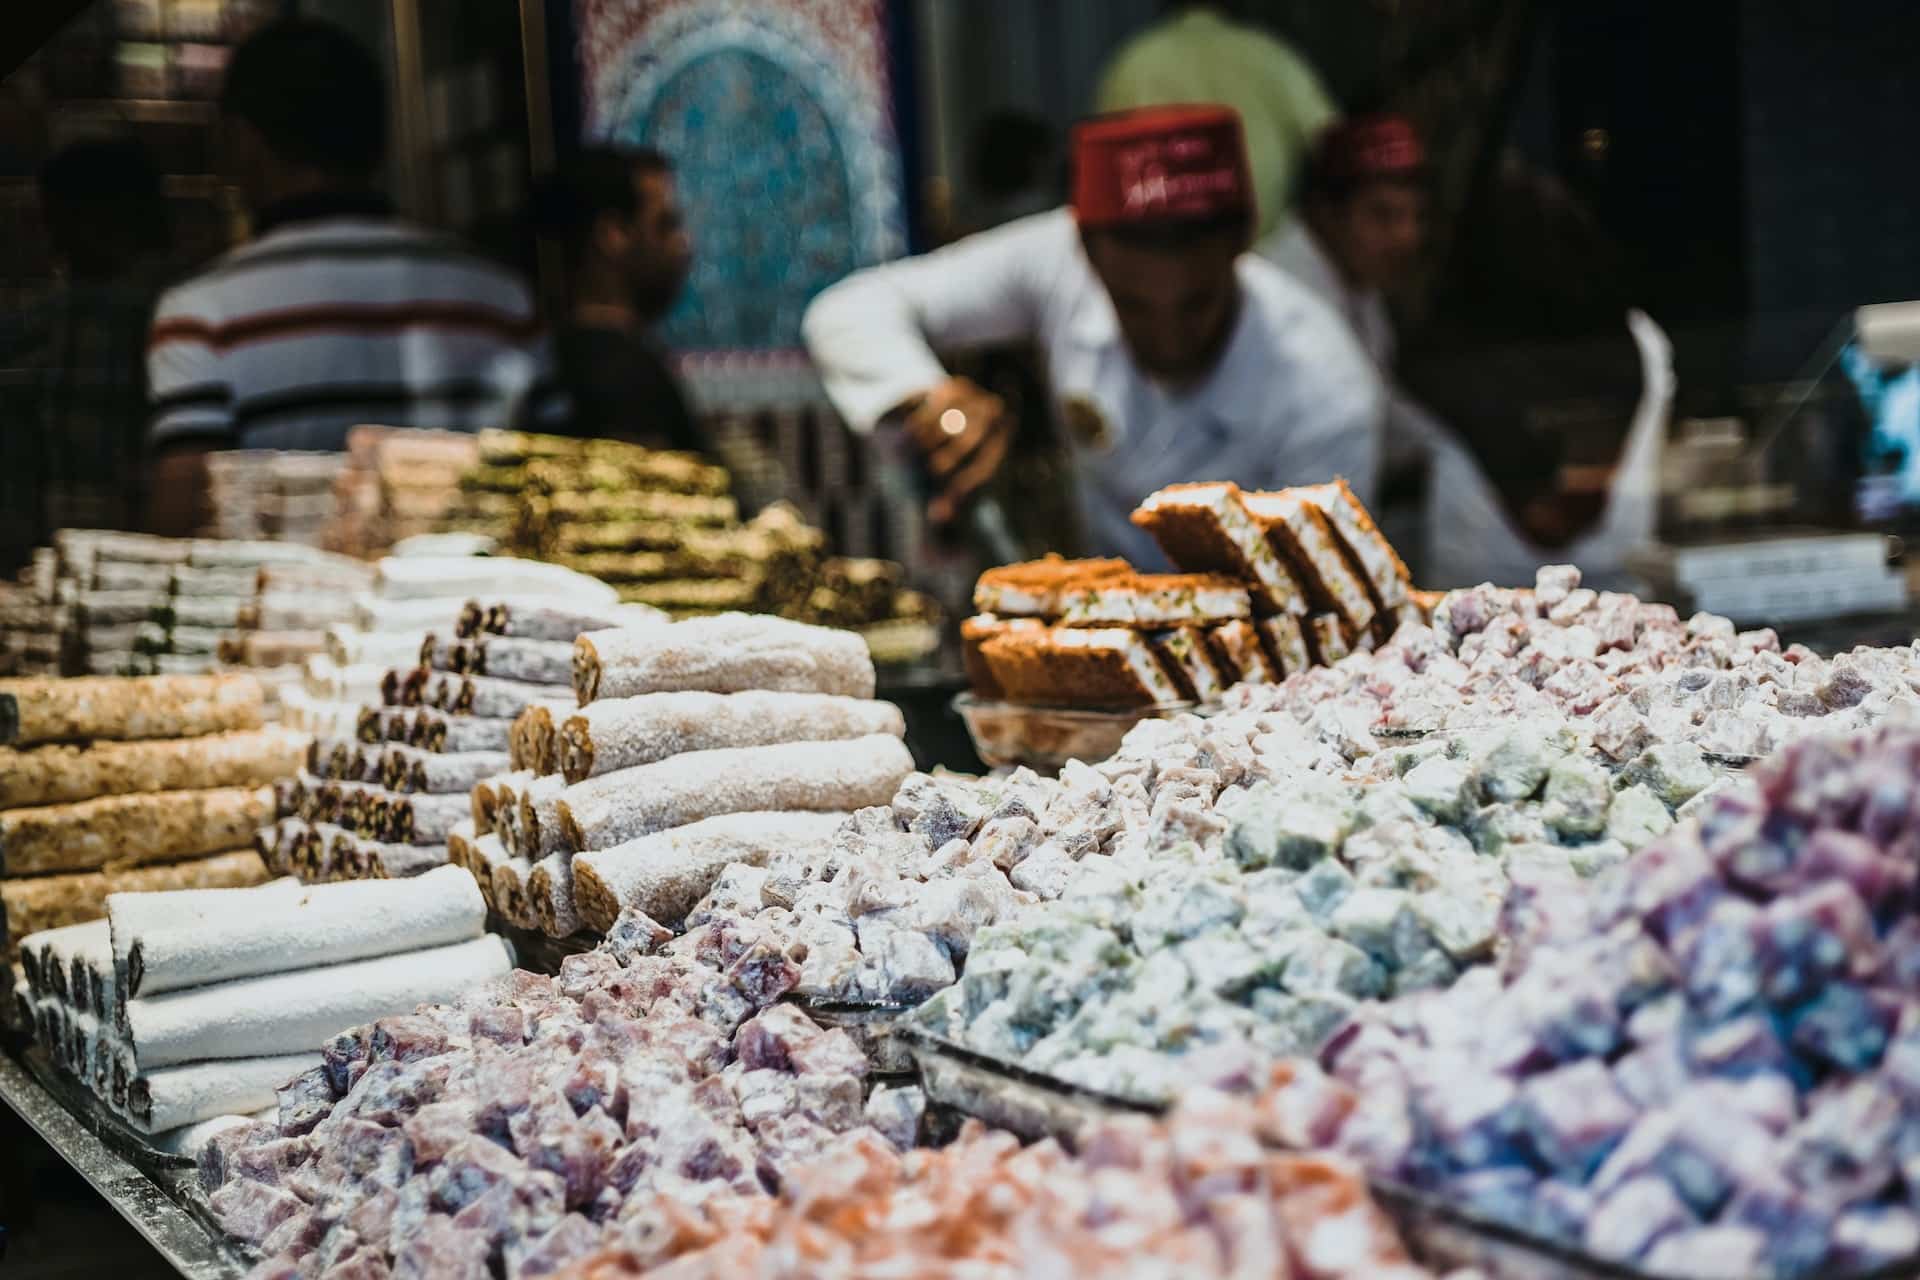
left=1530, top=1179, right=1597, bottom=1244
left=1687, top=1013, right=1790, bottom=1079
left=1788, top=983, right=1899, bottom=1073
left=1443, top=1166, right=1538, bottom=1229
left=1877, top=919, right=1920, bottom=993
left=1641, top=1226, right=1769, bottom=1280
left=1831, top=1206, right=1920, bottom=1272
left=368, top=1015, right=452, bottom=1065
left=392, top=1214, right=491, bottom=1280
left=1782, top=1079, right=1901, bottom=1211
left=1614, top=1031, right=1692, bottom=1109
left=1723, top=1172, right=1835, bottom=1277
left=1629, top=838, right=1723, bottom=947
left=278, top=1065, right=336, bottom=1137
left=1798, top=827, right=1916, bottom=907
left=1518, top=1059, right=1638, bottom=1176
left=1419, top=1070, right=1518, bottom=1170
left=1583, top=1175, right=1696, bottom=1265
left=1674, top=897, right=1764, bottom=1022
left=1677, top=1074, right=1800, bottom=1135
left=1758, top=880, right=1879, bottom=1006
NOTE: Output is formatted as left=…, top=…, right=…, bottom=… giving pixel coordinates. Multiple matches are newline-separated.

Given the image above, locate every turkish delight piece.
left=1518, top=1059, right=1638, bottom=1176
left=1403, top=757, right=1473, bottom=825
left=1831, top=1207, right=1920, bottom=1272
left=863, top=1083, right=925, bottom=1151
left=1789, top=984, right=1899, bottom=1073
left=1583, top=1174, right=1696, bottom=1264
left=1722, top=1173, right=1836, bottom=1277
left=1282, top=935, right=1383, bottom=999
left=1622, top=743, right=1715, bottom=809
left=1542, top=755, right=1612, bottom=840
left=1641, top=1226, right=1769, bottom=1280
left=1605, top=784, right=1674, bottom=848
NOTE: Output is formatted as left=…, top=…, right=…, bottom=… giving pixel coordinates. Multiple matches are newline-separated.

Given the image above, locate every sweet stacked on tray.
left=264, top=558, right=636, bottom=886
left=436, top=430, right=940, bottom=659
left=201, top=451, right=350, bottom=547
left=455, top=612, right=912, bottom=941
left=321, top=427, right=483, bottom=558
left=0, top=674, right=297, bottom=957
left=963, top=478, right=1426, bottom=710
left=15, top=867, right=507, bottom=1140
left=1261, top=723, right=1920, bottom=1278
left=198, top=911, right=915, bottom=1275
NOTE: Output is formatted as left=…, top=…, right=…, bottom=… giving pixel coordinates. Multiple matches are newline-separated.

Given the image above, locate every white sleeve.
left=146, top=283, right=235, bottom=448
left=802, top=210, right=1070, bottom=433
left=1278, top=319, right=1386, bottom=507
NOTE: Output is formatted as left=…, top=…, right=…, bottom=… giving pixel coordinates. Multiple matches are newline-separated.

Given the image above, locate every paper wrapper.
left=572, top=810, right=848, bottom=933
left=1, top=850, right=268, bottom=958
left=0, top=674, right=264, bottom=746
left=0, top=728, right=309, bottom=811
left=0, top=786, right=277, bottom=877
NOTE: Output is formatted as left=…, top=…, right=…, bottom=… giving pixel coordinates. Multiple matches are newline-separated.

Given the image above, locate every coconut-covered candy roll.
left=126, top=934, right=511, bottom=1068
left=0, top=728, right=307, bottom=812
left=556, top=690, right=904, bottom=784
left=0, top=674, right=264, bottom=747
left=410, top=709, right=515, bottom=755
left=517, top=775, right=569, bottom=859
left=490, top=857, right=536, bottom=928
left=509, top=702, right=575, bottom=775
left=481, top=599, right=659, bottom=643
left=573, top=810, right=848, bottom=933
left=377, top=744, right=511, bottom=795
left=526, top=851, right=583, bottom=938
left=385, top=792, right=471, bottom=846
left=558, top=734, right=912, bottom=852
left=451, top=635, right=575, bottom=685
left=0, top=787, right=277, bottom=877
left=450, top=673, right=563, bottom=720
left=572, top=614, right=875, bottom=704
left=369, top=843, right=450, bottom=879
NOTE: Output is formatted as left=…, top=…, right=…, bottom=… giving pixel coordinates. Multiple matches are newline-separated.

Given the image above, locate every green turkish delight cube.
left=1503, top=841, right=1579, bottom=880
left=1606, top=783, right=1674, bottom=848
left=1294, top=858, right=1356, bottom=922
left=1390, top=947, right=1460, bottom=996
left=1250, top=989, right=1358, bottom=1057
left=1622, top=743, right=1714, bottom=809
left=1129, top=873, right=1246, bottom=952
left=1543, top=754, right=1613, bottom=840
left=1473, top=722, right=1575, bottom=803
left=1174, top=929, right=1271, bottom=996
left=1281, top=935, right=1384, bottom=998
left=1328, top=887, right=1428, bottom=967
left=1568, top=838, right=1630, bottom=878
left=1472, top=802, right=1552, bottom=855
left=1405, top=756, right=1475, bottom=824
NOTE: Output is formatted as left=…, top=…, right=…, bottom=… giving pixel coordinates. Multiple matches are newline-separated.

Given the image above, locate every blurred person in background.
left=804, top=105, right=1381, bottom=568
left=1097, top=1, right=1336, bottom=243
left=1269, top=115, right=1672, bottom=589
left=0, top=137, right=173, bottom=569
left=958, top=110, right=1059, bottom=236
left=530, top=146, right=703, bottom=452
left=145, top=18, right=560, bottom=536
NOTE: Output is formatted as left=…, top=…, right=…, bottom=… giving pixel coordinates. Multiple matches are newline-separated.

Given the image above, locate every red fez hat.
left=1071, top=104, right=1253, bottom=230
left=1312, top=113, right=1427, bottom=184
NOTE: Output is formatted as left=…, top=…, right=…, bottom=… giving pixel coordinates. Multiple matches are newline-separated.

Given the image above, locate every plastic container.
left=953, top=693, right=1196, bottom=772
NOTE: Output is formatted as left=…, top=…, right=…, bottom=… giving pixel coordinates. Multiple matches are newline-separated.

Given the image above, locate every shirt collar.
left=252, top=190, right=395, bottom=236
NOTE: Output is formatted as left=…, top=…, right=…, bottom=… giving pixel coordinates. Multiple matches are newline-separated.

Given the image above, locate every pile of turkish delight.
left=203, top=909, right=923, bottom=1278
left=1243, top=563, right=1920, bottom=760
left=1258, top=723, right=1920, bottom=1277
left=557, top=1092, right=1465, bottom=1280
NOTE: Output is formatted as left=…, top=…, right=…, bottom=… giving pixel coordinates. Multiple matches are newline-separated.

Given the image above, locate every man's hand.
left=902, top=377, right=1014, bottom=525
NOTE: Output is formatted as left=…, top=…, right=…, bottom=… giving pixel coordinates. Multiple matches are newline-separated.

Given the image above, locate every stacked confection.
left=201, top=451, right=350, bottom=546
left=456, top=612, right=914, bottom=941
left=1260, top=723, right=1920, bottom=1277
left=195, top=893, right=1456, bottom=1280
left=0, top=674, right=298, bottom=959
left=0, top=549, right=61, bottom=676
left=14, top=867, right=508, bottom=1140
left=321, top=427, right=483, bottom=558
left=963, top=478, right=1425, bottom=708
left=265, top=557, right=658, bottom=885
left=0, top=530, right=371, bottom=705
left=442, top=429, right=940, bottom=657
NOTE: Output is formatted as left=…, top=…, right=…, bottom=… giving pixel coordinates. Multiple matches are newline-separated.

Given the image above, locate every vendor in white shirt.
left=802, top=104, right=1383, bottom=568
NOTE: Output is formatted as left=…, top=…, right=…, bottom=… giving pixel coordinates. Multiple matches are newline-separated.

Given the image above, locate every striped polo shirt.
left=148, top=195, right=563, bottom=451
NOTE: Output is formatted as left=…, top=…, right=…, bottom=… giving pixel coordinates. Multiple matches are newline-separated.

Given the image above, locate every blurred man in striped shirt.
left=146, top=18, right=560, bottom=534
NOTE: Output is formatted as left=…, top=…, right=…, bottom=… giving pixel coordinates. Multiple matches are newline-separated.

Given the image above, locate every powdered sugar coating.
left=572, top=614, right=875, bottom=704
left=557, top=691, right=904, bottom=783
